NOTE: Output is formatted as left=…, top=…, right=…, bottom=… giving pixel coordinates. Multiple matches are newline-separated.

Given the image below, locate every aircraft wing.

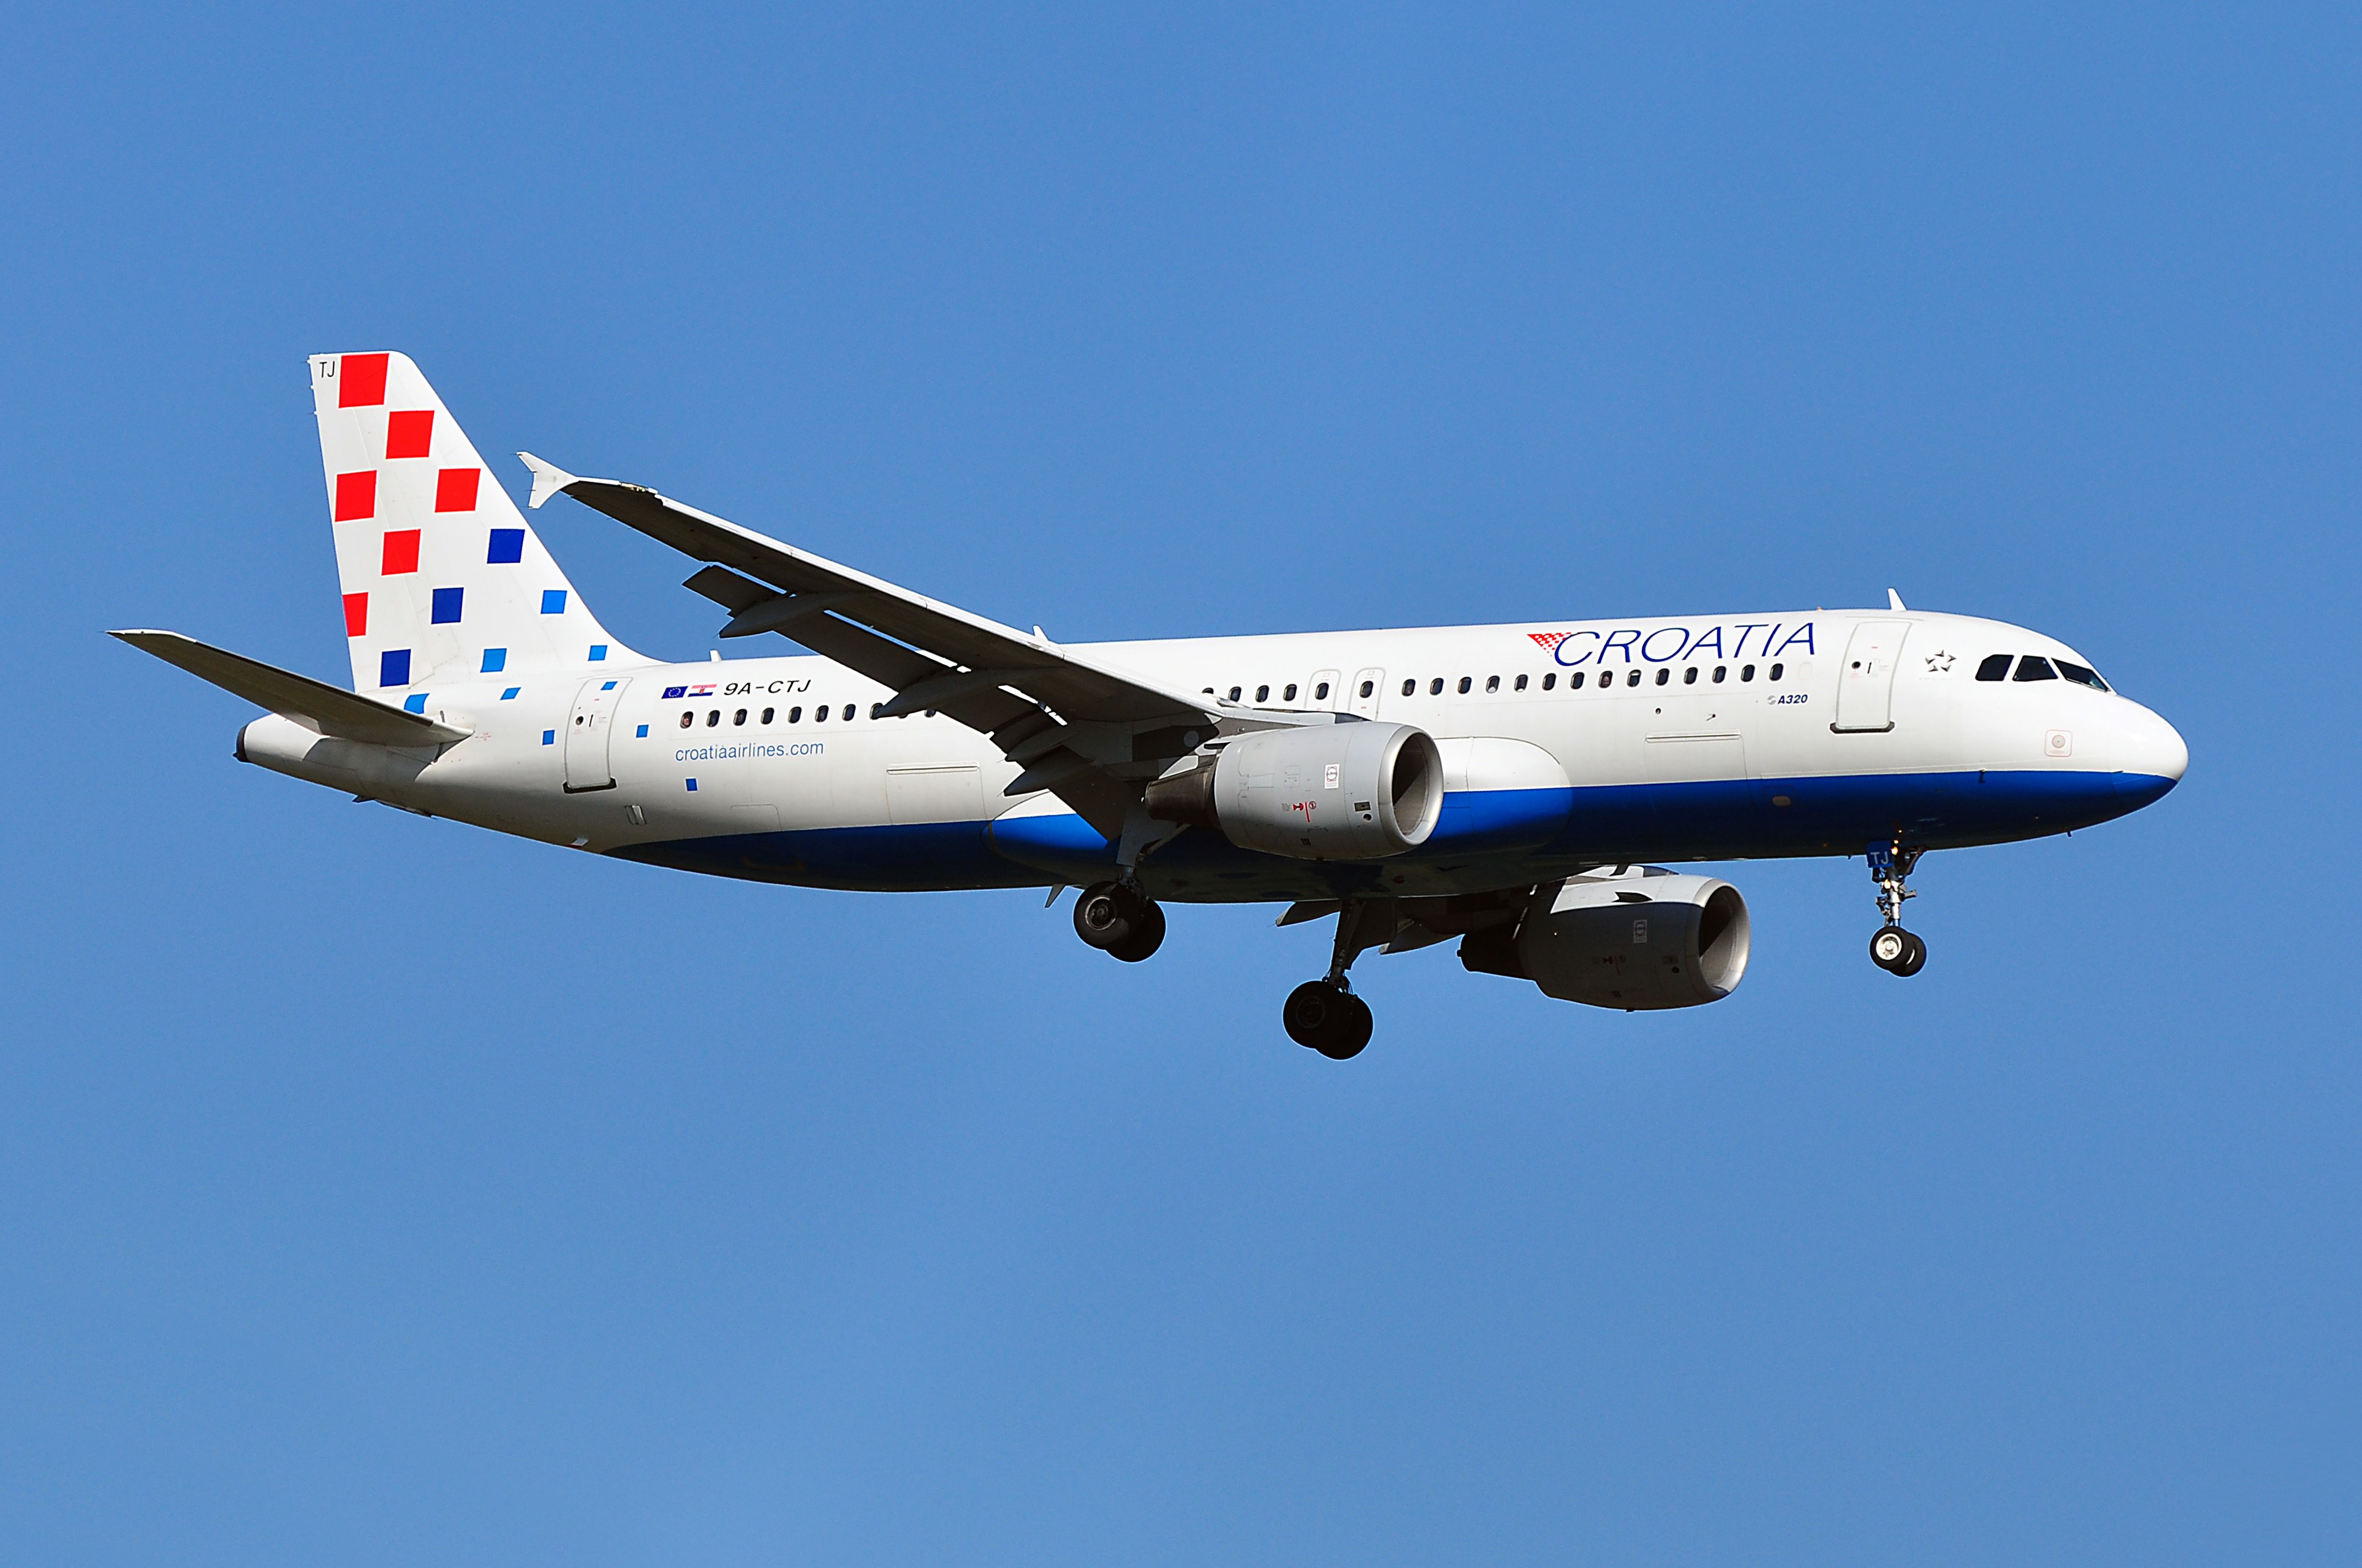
left=519, top=454, right=1228, bottom=838
left=111, top=629, right=471, bottom=747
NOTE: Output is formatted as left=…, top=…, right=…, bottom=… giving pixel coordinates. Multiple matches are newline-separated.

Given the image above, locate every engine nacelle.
left=1144, top=721, right=1444, bottom=860
left=1460, top=867, right=1751, bottom=1010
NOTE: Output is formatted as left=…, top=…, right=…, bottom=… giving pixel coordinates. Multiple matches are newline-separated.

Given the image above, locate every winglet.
left=517, top=451, right=581, bottom=511
left=1887, top=587, right=1907, bottom=611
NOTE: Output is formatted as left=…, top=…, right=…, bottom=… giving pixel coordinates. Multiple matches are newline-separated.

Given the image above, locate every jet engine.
left=1460, top=867, right=1751, bottom=1010
left=1144, top=721, right=1444, bottom=860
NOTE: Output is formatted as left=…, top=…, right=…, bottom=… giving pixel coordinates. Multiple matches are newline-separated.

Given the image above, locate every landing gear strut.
left=1866, top=837, right=1927, bottom=976
left=1284, top=900, right=1386, bottom=1059
left=1074, top=880, right=1165, bottom=962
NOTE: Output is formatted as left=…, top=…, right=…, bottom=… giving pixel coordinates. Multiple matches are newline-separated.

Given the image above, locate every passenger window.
left=1458, top=676, right=1472, bottom=694
left=761, top=707, right=774, bottom=724
left=842, top=704, right=855, bottom=721
left=1713, top=665, right=1726, bottom=683
left=1401, top=678, right=1415, bottom=696
left=1682, top=667, right=1698, bottom=685
left=1226, top=685, right=1242, bottom=703
left=1769, top=663, right=1784, bottom=682
left=707, top=710, right=720, bottom=726
left=789, top=706, right=802, bottom=723
left=1315, top=682, right=1329, bottom=700
left=1627, top=669, right=1642, bottom=687
left=870, top=703, right=885, bottom=718
left=1358, top=679, right=1374, bottom=698
left=679, top=711, right=692, bottom=728
left=813, top=705, right=827, bottom=722
left=2015, top=656, right=2057, bottom=682
left=1569, top=672, right=1584, bottom=689
left=1256, top=684, right=1270, bottom=703
left=734, top=708, right=747, bottom=726
left=1514, top=673, right=1528, bottom=691
left=1542, top=672, right=1556, bottom=690
left=2057, top=660, right=2109, bottom=691
left=1654, top=668, right=1670, bottom=686
left=1741, top=664, right=1756, bottom=682
left=1976, top=654, right=2013, bottom=682
left=1283, top=683, right=1297, bottom=702
left=1430, top=678, right=1444, bottom=695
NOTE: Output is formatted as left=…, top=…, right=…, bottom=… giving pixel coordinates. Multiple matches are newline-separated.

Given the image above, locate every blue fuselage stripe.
left=609, top=768, right=2175, bottom=896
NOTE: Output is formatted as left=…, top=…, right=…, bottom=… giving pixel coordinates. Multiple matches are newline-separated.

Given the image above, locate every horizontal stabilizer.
left=110, top=630, right=470, bottom=747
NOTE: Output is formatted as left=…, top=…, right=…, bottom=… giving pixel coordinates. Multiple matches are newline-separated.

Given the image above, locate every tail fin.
left=310, top=351, right=638, bottom=693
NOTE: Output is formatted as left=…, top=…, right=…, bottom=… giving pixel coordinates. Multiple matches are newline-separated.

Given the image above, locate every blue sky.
left=3, top=5, right=2357, bottom=1563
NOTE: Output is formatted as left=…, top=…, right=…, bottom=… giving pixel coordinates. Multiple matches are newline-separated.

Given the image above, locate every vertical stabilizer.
left=311, top=351, right=638, bottom=693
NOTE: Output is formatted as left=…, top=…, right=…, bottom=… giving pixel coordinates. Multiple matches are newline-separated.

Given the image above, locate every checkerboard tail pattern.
left=310, top=352, right=636, bottom=693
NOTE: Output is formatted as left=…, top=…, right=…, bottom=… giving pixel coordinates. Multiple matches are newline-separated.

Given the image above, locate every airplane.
left=116, top=352, right=2189, bottom=1059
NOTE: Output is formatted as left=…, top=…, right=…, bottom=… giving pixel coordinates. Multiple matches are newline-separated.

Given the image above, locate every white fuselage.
left=237, top=607, right=2187, bottom=903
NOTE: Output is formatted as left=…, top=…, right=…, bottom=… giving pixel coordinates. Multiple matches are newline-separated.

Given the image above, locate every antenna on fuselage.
left=1887, top=588, right=1908, bottom=611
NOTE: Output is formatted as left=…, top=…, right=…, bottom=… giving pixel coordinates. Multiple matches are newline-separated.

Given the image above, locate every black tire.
left=1284, top=981, right=1344, bottom=1047
left=1073, top=881, right=1141, bottom=951
left=1106, top=900, right=1166, bottom=963
left=1870, top=927, right=1911, bottom=972
left=1283, top=982, right=1372, bottom=1059
left=1895, top=930, right=1927, bottom=977
left=1317, top=992, right=1373, bottom=1060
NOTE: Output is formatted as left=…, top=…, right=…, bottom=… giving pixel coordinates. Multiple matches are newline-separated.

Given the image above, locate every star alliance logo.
left=1925, top=651, right=1955, bottom=672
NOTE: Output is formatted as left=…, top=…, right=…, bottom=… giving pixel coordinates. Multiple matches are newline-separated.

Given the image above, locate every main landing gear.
left=1284, top=981, right=1372, bottom=1060
left=1073, top=880, right=1165, bottom=963
left=1283, top=900, right=1387, bottom=1060
left=1867, top=837, right=1928, bottom=977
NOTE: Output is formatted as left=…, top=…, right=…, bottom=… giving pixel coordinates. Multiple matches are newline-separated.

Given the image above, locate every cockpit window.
left=2056, top=660, right=2109, bottom=691
left=1975, top=654, right=2012, bottom=682
left=2013, top=656, right=2058, bottom=682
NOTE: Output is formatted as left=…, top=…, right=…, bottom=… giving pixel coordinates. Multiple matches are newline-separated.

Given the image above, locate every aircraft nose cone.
left=2113, top=704, right=2187, bottom=808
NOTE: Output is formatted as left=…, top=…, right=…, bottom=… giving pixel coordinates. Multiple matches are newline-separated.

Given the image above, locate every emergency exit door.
left=563, top=676, right=631, bottom=791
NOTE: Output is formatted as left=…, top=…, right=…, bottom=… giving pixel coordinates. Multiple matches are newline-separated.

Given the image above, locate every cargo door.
left=563, top=676, right=629, bottom=792
left=1832, top=620, right=1909, bottom=733
left=886, top=764, right=986, bottom=824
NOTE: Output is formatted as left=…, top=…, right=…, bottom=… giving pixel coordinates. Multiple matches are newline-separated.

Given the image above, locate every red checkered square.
left=434, top=467, right=481, bottom=513
left=385, top=410, right=434, bottom=459
left=381, top=529, right=421, bottom=575
left=343, top=592, right=368, bottom=637
left=333, top=470, right=377, bottom=522
left=339, top=352, right=389, bottom=408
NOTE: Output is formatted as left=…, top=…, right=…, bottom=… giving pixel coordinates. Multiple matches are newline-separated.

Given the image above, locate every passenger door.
left=1348, top=667, right=1386, bottom=718
left=1311, top=668, right=1343, bottom=712
left=1832, top=620, right=1909, bottom=733
left=563, top=676, right=629, bottom=792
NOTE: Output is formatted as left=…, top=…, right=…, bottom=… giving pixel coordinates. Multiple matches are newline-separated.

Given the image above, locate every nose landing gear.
left=1074, top=880, right=1165, bottom=962
left=1867, top=837, right=1927, bottom=976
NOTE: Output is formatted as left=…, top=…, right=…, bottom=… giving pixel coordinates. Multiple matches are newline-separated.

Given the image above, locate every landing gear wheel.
left=1074, top=881, right=1158, bottom=956
left=1870, top=926, right=1926, bottom=976
left=1283, top=981, right=1373, bottom=1060
left=1105, top=900, right=1165, bottom=963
